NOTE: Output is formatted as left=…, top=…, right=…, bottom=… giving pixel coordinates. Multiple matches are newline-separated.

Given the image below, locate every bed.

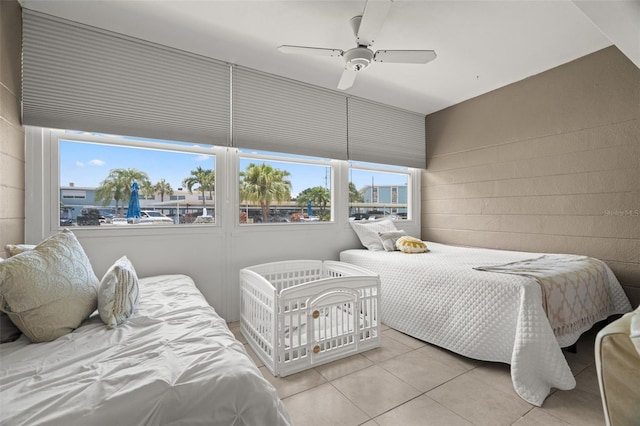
left=0, top=274, right=292, bottom=425
left=340, top=240, right=632, bottom=406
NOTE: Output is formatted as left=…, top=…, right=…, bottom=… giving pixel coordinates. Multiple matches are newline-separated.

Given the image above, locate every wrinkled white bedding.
left=0, top=274, right=291, bottom=426
left=340, top=242, right=631, bottom=406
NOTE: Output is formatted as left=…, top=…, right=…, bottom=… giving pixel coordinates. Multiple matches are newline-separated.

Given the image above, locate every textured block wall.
left=0, top=0, right=24, bottom=247
left=423, top=46, right=640, bottom=307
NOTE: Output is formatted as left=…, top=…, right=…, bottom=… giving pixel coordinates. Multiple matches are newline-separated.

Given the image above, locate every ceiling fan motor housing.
left=344, top=47, right=374, bottom=71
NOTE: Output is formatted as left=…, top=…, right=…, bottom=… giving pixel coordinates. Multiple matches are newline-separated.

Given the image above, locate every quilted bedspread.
left=0, top=275, right=291, bottom=426
left=340, top=242, right=631, bottom=406
left=474, top=255, right=611, bottom=338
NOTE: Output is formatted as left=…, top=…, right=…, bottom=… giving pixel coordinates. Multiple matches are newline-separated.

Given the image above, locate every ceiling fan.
left=277, top=0, right=436, bottom=90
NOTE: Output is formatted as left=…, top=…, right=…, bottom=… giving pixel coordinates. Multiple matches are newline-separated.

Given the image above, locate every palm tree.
left=153, top=179, right=174, bottom=202
left=183, top=166, right=214, bottom=206
left=297, top=186, right=331, bottom=218
left=118, top=168, right=150, bottom=214
left=95, top=172, right=126, bottom=217
left=203, top=170, right=215, bottom=201
left=140, top=180, right=154, bottom=200
left=348, top=181, right=364, bottom=215
left=94, top=168, right=149, bottom=217
left=240, top=163, right=291, bottom=222
left=349, top=182, right=364, bottom=203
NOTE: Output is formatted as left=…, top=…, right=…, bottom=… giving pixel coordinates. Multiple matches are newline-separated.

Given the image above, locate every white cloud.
left=195, top=155, right=211, bottom=162
left=75, top=161, right=84, bottom=167
left=89, top=159, right=105, bottom=166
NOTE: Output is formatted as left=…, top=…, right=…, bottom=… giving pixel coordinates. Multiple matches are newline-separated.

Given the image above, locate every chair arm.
left=595, top=311, right=640, bottom=426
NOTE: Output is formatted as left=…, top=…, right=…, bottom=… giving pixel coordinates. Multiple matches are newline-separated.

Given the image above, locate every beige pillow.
left=378, top=230, right=408, bottom=252
left=4, top=244, right=36, bottom=258
left=0, top=229, right=99, bottom=343
left=631, top=307, right=640, bottom=356
left=98, top=256, right=140, bottom=329
left=396, top=236, right=429, bottom=254
left=350, top=217, right=398, bottom=251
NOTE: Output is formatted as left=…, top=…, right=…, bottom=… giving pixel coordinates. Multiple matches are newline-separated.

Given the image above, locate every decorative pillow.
left=631, top=307, right=640, bottom=356
left=378, top=230, right=408, bottom=252
left=350, top=217, right=398, bottom=251
left=396, top=236, right=429, bottom=254
left=4, top=244, right=36, bottom=258
left=0, top=255, right=21, bottom=344
left=0, top=229, right=99, bottom=343
left=98, top=256, right=140, bottom=329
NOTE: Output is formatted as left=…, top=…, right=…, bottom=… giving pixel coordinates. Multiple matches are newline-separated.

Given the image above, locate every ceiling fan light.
left=344, top=47, right=374, bottom=71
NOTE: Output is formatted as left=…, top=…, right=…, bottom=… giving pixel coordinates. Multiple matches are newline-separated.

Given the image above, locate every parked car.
left=269, top=215, right=290, bottom=223
left=349, top=213, right=369, bottom=221
left=139, top=210, right=173, bottom=225
left=98, top=208, right=115, bottom=224
left=77, top=208, right=101, bottom=226
left=60, top=216, right=73, bottom=226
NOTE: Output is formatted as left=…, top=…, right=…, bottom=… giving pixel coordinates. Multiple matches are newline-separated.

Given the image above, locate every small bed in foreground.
left=340, top=241, right=632, bottom=406
left=0, top=274, right=291, bottom=425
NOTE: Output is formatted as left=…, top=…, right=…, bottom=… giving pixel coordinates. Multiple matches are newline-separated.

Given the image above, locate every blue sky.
left=60, top=140, right=408, bottom=197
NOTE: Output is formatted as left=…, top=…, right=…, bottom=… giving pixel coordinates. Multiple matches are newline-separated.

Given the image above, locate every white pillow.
left=378, top=230, right=408, bottom=252
left=98, top=256, right=140, bottom=329
left=350, top=217, right=398, bottom=251
left=0, top=229, right=99, bottom=343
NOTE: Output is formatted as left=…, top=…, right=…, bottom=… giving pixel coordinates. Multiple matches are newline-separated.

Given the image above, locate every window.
left=238, top=150, right=333, bottom=224
left=348, top=162, right=411, bottom=221
left=61, top=189, right=86, bottom=199
left=32, top=128, right=419, bottom=235
left=58, top=134, right=216, bottom=227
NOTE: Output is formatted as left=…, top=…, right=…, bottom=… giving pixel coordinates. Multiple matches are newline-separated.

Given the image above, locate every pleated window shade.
left=22, top=9, right=231, bottom=146
left=347, top=98, right=426, bottom=169
left=22, top=10, right=427, bottom=168
left=232, top=68, right=348, bottom=160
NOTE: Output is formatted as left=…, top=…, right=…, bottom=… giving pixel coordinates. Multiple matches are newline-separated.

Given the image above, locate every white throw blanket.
left=475, top=255, right=611, bottom=338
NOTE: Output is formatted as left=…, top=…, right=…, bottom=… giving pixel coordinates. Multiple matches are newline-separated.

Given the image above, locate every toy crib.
left=240, top=260, right=381, bottom=377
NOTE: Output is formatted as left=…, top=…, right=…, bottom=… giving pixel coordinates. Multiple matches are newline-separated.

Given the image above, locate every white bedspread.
left=0, top=275, right=291, bottom=426
left=340, top=242, right=631, bottom=406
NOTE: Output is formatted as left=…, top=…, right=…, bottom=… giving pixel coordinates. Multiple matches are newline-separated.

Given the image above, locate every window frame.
left=27, top=128, right=223, bottom=238
left=236, top=149, right=336, bottom=226
left=347, top=161, right=415, bottom=222
left=25, top=127, right=421, bottom=243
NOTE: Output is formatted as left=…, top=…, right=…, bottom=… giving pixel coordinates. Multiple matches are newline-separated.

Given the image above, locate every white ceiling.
left=19, top=0, right=639, bottom=115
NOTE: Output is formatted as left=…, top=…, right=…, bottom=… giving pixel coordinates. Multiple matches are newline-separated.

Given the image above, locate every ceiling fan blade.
left=373, top=50, right=437, bottom=64
left=277, top=45, right=344, bottom=57
left=337, top=67, right=358, bottom=90
left=355, top=0, right=392, bottom=47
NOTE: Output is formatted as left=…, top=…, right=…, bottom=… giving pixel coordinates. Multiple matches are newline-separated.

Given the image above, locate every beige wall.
left=423, top=46, right=640, bottom=307
left=0, top=0, right=24, bottom=248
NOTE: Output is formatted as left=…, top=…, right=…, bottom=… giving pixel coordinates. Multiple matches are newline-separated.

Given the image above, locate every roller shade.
left=232, top=67, right=348, bottom=159
left=22, top=9, right=230, bottom=146
left=348, top=98, right=426, bottom=168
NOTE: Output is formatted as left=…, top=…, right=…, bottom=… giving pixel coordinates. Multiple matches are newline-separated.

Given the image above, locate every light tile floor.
left=228, top=322, right=606, bottom=426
